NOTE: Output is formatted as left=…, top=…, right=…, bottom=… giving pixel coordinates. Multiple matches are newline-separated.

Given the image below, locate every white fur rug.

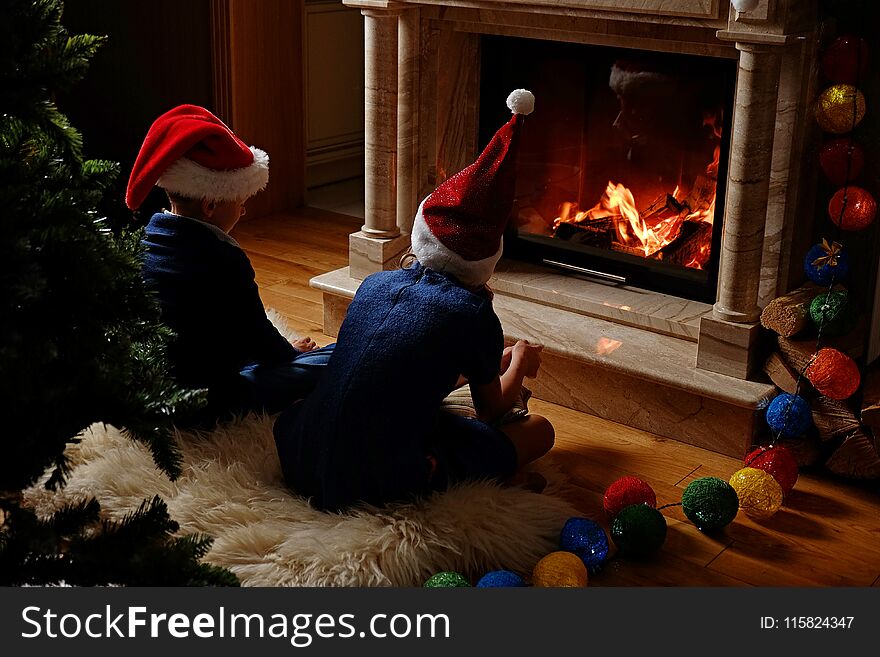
left=23, top=414, right=579, bottom=587
left=24, top=310, right=580, bottom=586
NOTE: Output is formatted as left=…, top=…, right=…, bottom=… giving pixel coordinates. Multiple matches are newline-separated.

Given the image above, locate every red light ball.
left=819, top=138, right=864, bottom=187
left=744, top=445, right=799, bottom=494
left=828, top=186, right=876, bottom=231
left=603, top=476, right=657, bottom=518
left=805, top=348, right=861, bottom=400
left=821, top=35, right=870, bottom=84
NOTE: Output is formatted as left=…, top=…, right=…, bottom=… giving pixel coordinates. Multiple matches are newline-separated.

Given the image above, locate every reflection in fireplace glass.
left=481, top=36, right=736, bottom=301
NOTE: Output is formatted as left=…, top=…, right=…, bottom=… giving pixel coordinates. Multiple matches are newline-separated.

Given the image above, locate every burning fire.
left=552, top=112, right=722, bottom=270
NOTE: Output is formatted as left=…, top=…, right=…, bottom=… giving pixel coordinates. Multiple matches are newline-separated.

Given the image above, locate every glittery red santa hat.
left=410, top=89, right=534, bottom=287
left=126, top=104, right=269, bottom=210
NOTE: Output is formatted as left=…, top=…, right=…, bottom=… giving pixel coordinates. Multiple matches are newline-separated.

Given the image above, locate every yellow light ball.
left=531, top=551, right=588, bottom=588
left=729, top=467, right=783, bottom=520
left=816, top=84, right=866, bottom=134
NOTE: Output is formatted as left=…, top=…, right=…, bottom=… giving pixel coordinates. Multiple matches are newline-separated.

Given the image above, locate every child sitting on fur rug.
left=125, top=105, right=334, bottom=423
left=273, top=90, right=555, bottom=512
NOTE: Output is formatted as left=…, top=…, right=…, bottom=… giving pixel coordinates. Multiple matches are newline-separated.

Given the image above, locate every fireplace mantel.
left=314, top=0, right=821, bottom=456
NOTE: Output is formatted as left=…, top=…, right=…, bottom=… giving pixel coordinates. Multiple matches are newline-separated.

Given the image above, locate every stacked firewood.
left=760, top=283, right=880, bottom=479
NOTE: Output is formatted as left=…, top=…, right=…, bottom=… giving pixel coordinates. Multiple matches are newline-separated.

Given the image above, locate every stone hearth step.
left=311, top=267, right=777, bottom=458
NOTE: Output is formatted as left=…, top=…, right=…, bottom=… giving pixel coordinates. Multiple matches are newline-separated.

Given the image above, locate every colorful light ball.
left=765, top=393, right=812, bottom=439
left=476, top=570, right=526, bottom=587
left=819, top=138, right=864, bottom=187
left=531, top=551, right=588, bottom=587
left=744, top=445, right=799, bottom=494
left=603, top=475, right=657, bottom=518
left=809, top=290, right=857, bottom=337
left=815, top=84, right=866, bottom=134
left=424, top=571, right=470, bottom=588
left=681, top=477, right=739, bottom=532
left=804, top=241, right=850, bottom=285
left=609, top=503, right=667, bottom=556
left=805, top=347, right=861, bottom=400
left=729, top=467, right=784, bottom=520
left=828, top=186, right=877, bottom=231
left=559, top=517, right=609, bottom=572
left=821, top=35, right=870, bottom=85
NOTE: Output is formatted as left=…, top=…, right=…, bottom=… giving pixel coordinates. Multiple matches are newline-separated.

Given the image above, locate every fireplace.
left=315, top=0, right=821, bottom=457
left=480, top=36, right=736, bottom=301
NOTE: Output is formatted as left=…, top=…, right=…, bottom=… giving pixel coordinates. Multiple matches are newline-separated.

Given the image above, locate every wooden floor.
left=234, top=209, right=880, bottom=587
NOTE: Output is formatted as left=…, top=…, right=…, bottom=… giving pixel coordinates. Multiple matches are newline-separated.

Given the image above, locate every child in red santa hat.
left=127, top=104, right=334, bottom=423
left=273, top=90, right=554, bottom=512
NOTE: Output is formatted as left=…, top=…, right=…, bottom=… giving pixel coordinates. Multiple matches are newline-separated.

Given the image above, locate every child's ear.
left=201, top=199, right=216, bottom=217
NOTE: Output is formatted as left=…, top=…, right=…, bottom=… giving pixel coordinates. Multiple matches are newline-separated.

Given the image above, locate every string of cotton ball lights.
left=753, top=32, right=871, bottom=520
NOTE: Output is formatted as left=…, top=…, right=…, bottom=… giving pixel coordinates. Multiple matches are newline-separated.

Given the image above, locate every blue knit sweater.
left=141, top=213, right=297, bottom=394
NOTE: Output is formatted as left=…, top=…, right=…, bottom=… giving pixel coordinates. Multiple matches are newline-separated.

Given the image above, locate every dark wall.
left=60, top=0, right=214, bottom=216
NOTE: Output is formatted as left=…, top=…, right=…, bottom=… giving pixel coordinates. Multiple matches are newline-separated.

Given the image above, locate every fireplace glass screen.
left=481, top=36, right=736, bottom=301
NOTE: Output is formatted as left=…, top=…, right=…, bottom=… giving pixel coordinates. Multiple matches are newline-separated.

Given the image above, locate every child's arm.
left=470, top=340, right=542, bottom=423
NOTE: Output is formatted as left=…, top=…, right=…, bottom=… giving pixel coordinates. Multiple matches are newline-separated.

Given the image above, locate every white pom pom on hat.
left=410, top=89, right=533, bottom=287
left=506, top=89, right=535, bottom=115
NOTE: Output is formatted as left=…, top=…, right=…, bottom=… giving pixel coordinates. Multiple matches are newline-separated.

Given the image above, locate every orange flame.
left=552, top=111, right=722, bottom=270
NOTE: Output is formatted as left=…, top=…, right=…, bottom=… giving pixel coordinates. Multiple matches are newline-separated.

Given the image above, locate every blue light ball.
left=804, top=243, right=850, bottom=285
left=475, top=570, right=526, bottom=587
left=559, top=517, right=609, bottom=572
left=765, top=393, right=812, bottom=438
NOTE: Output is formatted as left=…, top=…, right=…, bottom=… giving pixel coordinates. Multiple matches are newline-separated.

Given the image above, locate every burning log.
left=681, top=173, right=716, bottom=215
left=554, top=221, right=614, bottom=248
left=652, top=220, right=712, bottom=267
left=640, top=192, right=686, bottom=222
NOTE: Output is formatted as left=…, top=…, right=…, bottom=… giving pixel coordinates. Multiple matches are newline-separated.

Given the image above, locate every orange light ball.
left=828, top=186, right=876, bottom=231
left=805, top=348, right=861, bottom=400
left=816, top=84, right=866, bottom=134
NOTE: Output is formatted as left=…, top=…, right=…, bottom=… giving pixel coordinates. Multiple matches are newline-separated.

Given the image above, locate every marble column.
left=713, top=42, right=782, bottom=323
left=362, top=7, right=400, bottom=238
left=698, top=41, right=782, bottom=380
left=349, top=6, right=411, bottom=279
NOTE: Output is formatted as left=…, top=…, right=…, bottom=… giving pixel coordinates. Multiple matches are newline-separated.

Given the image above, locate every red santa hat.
left=410, top=89, right=534, bottom=287
left=125, top=104, right=269, bottom=211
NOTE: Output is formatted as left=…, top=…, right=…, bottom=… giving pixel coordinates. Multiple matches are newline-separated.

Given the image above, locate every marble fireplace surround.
left=313, top=0, right=821, bottom=457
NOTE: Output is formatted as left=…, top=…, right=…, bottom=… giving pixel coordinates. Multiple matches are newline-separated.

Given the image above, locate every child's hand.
left=510, top=340, right=543, bottom=378
left=500, top=345, right=515, bottom=374
left=291, top=336, right=317, bottom=352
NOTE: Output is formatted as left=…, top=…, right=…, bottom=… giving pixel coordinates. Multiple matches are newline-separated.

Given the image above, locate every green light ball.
left=809, top=290, right=856, bottom=337
left=609, top=504, right=667, bottom=556
left=424, top=571, right=470, bottom=588
left=682, top=476, right=739, bottom=532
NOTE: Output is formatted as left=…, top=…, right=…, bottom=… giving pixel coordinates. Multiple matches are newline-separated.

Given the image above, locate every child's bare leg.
left=500, top=414, right=555, bottom=468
